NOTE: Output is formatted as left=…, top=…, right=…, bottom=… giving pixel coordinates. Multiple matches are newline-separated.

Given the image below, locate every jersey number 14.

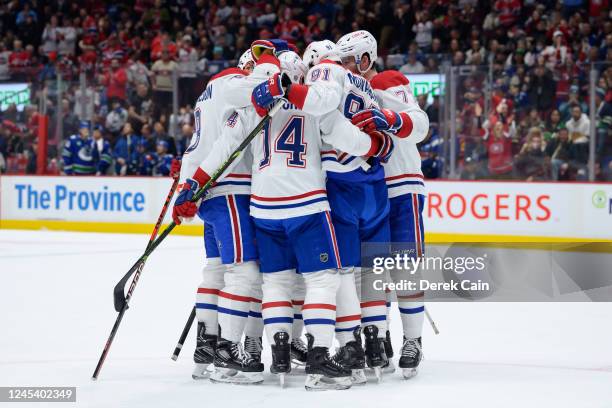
left=259, top=115, right=307, bottom=169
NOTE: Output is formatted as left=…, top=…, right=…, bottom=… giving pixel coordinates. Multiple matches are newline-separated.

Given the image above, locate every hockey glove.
left=366, top=131, right=394, bottom=163
left=170, top=158, right=181, bottom=179
left=172, top=168, right=210, bottom=225
left=251, top=39, right=290, bottom=60
left=351, top=108, right=403, bottom=134
left=251, top=72, right=291, bottom=116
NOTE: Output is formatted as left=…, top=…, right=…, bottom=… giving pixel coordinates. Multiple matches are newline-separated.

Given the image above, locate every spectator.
left=399, top=53, right=425, bottom=74
left=9, top=40, right=30, bottom=79
left=544, top=109, right=564, bottom=141
left=128, top=83, right=153, bottom=132
left=546, top=128, right=572, bottom=180
left=515, top=127, right=548, bottom=180
left=101, top=59, right=129, bottom=104
left=460, top=156, right=488, bottom=180
left=177, top=35, right=199, bottom=107
left=528, top=65, right=557, bottom=112
left=412, top=11, right=433, bottom=51
left=485, top=121, right=514, bottom=178
left=41, top=15, right=59, bottom=54
left=57, top=17, right=77, bottom=57
left=92, top=125, right=112, bottom=175
left=151, top=50, right=178, bottom=116
left=153, top=140, right=174, bottom=176
left=127, top=53, right=153, bottom=88
left=105, top=101, right=129, bottom=137
left=559, top=85, right=589, bottom=120
left=565, top=105, right=591, bottom=140
left=0, top=43, right=11, bottom=81
left=113, top=123, right=141, bottom=175
left=465, top=40, right=486, bottom=65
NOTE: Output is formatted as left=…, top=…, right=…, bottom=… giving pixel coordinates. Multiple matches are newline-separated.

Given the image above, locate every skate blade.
left=382, top=360, right=396, bottom=374
left=209, top=367, right=263, bottom=385
left=291, top=358, right=306, bottom=367
left=278, top=373, right=286, bottom=388
left=305, top=374, right=352, bottom=391
left=402, top=367, right=418, bottom=379
left=351, top=369, right=367, bottom=385
left=192, top=363, right=211, bottom=380
left=373, top=367, right=383, bottom=383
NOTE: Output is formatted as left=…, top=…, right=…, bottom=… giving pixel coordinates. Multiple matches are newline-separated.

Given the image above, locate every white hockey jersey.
left=287, top=61, right=382, bottom=179
left=198, top=102, right=375, bottom=220
left=179, top=67, right=260, bottom=199
left=370, top=70, right=429, bottom=197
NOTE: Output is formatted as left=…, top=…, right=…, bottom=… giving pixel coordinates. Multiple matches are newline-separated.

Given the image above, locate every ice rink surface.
left=1, top=229, right=611, bottom=408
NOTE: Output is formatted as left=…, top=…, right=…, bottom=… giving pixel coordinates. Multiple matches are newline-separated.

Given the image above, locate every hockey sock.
left=244, top=273, right=264, bottom=338
left=292, top=273, right=305, bottom=339
left=196, top=258, right=226, bottom=336
left=356, top=266, right=388, bottom=336
left=262, top=270, right=296, bottom=345
left=335, top=268, right=361, bottom=346
left=302, top=269, right=340, bottom=348
left=217, top=261, right=260, bottom=342
left=391, top=264, right=425, bottom=338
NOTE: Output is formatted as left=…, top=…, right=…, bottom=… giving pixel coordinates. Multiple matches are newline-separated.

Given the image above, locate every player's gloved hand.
left=366, top=130, right=394, bottom=163
left=172, top=179, right=200, bottom=225
left=251, top=72, right=291, bottom=116
left=251, top=39, right=290, bottom=60
left=351, top=108, right=403, bottom=134
left=170, top=159, right=181, bottom=179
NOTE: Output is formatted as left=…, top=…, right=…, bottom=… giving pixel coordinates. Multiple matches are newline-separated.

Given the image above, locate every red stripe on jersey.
left=227, top=195, right=242, bottom=263
left=218, top=291, right=252, bottom=302
left=360, top=300, right=387, bottom=308
left=336, top=314, right=361, bottom=322
left=321, top=150, right=337, bottom=155
left=251, top=189, right=326, bottom=202
left=370, top=70, right=410, bottom=91
left=292, top=300, right=305, bottom=306
left=287, top=83, right=308, bottom=109
left=197, top=288, right=220, bottom=295
left=302, top=303, right=336, bottom=311
left=385, top=173, right=424, bottom=181
left=324, top=211, right=342, bottom=268
left=227, top=173, right=252, bottom=178
left=412, top=194, right=423, bottom=258
left=210, top=67, right=248, bottom=81
left=262, top=301, right=293, bottom=309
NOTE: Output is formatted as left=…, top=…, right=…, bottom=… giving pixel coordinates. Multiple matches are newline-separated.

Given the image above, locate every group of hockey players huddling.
left=172, top=30, right=429, bottom=391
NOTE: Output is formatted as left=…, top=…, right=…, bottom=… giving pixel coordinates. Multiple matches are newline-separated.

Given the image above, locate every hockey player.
left=92, top=125, right=112, bottom=175
left=62, top=121, right=96, bottom=175
left=175, top=47, right=266, bottom=384
left=175, top=51, right=393, bottom=390
left=251, top=39, right=393, bottom=383
left=337, top=30, right=430, bottom=379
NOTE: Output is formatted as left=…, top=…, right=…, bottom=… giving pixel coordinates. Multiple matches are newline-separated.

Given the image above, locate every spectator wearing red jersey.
left=101, top=58, right=128, bottom=103
left=151, top=32, right=177, bottom=61
left=9, top=40, right=31, bottom=81
left=485, top=121, right=515, bottom=178
left=494, top=0, right=521, bottom=27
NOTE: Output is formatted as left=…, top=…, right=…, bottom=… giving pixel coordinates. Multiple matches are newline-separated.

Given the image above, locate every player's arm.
left=320, top=110, right=393, bottom=161
left=354, top=71, right=429, bottom=143
left=61, top=138, right=73, bottom=175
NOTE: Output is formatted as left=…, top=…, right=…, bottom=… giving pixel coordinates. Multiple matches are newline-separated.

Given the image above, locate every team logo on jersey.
left=225, top=112, right=239, bottom=128
left=320, top=253, right=329, bottom=262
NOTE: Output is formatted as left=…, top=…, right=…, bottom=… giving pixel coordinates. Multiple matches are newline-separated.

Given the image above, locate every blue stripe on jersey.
left=386, top=302, right=391, bottom=307
left=293, top=314, right=303, bottom=320
left=217, top=306, right=249, bottom=318
left=215, top=181, right=252, bottom=187
left=263, top=317, right=294, bottom=325
left=341, top=156, right=356, bottom=165
left=196, top=303, right=218, bottom=310
left=399, top=306, right=425, bottom=315
left=321, top=157, right=338, bottom=162
left=249, top=311, right=262, bottom=318
left=361, top=315, right=387, bottom=323
left=304, top=318, right=336, bottom=326
left=250, top=196, right=327, bottom=210
left=387, top=180, right=425, bottom=188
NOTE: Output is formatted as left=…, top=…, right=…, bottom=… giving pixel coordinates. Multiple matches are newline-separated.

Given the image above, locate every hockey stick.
left=113, top=177, right=180, bottom=312
left=92, top=101, right=284, bottom=380
left=171, top=306, right=195, bottom=360
left=424, top=307, right=439, bottom=335
left=92, top=176, right=179, bottom=381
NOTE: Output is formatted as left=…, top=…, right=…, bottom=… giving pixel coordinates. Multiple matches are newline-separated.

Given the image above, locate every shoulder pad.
left=370, top=70, right=409, bottom=91
left=210, top=67, right=249, bottom=82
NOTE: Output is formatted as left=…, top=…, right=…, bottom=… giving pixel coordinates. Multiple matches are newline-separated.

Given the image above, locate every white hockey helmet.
left=302, top=40, right=340, bottom=68
left=237, top=49, right=255, bottom=72
left=278, top=51, right=307, bottom=84
left=336, top=30, right=378, bottom=74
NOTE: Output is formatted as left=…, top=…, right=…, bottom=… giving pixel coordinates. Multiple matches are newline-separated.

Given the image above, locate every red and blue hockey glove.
left=251, top=72, right=290, bottom=116
left=172, top=167, right=212, bottom=225
left=366, top=130, right=394, bottom=163
left=351, top=108, right=402, bottom=133
left=251, top=39, right=290, bottom=60
left=170, top=158, right=181, bottom=179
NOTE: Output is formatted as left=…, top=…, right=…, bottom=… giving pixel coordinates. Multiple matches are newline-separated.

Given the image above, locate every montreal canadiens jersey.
left=290, top=61, right=382, bottom=181
left=198, top=102, right=374, bottom=220
left=180, top=67, right=261, bottom=199
left=371, top=70, right=429, bottom=197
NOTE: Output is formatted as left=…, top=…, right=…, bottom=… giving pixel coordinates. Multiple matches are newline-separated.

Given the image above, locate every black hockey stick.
left=171, top=306, right=196, bottom=360
left=92, top=101, right=284, bottom=380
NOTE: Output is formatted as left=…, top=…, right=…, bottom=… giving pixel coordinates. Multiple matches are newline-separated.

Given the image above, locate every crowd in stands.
left=0, top=0, right=610, bottom=181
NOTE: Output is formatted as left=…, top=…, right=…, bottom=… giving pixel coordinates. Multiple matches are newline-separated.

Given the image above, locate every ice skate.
left=270, top=332, right=291, bottom=387
left=209, top=339, right=264, bottom=384
left=362, top=325, right=387, bottom=382
left=304, top=334, right=352, bottom=391
left=332, top=328, right=367, bottom=385
left=192, top=322, right=217, bottom=380
left=244, top=336, right=263, bottom=363
left=381, top=329, right=396, bottom=374
left=290, top=337, right=308, bottom=367
left=399, top=337, right=422, bottom=379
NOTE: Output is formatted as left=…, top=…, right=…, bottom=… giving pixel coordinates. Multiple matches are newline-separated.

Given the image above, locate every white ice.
left=1, top=230, right=611, bottom=408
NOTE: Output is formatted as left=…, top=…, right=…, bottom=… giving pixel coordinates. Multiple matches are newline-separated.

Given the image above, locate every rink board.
left=1, top=175, right=611, bottom=241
